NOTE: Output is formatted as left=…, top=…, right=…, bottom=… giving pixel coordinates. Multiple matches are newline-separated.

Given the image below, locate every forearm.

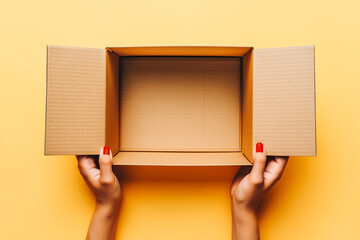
left=232, top=204, right=259, bottom=240
left=87, top=202, right=121, bottom=240
left=232, top=212, right=237, bottom=240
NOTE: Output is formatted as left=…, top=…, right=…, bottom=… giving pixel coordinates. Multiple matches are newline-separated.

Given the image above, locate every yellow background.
left=1, top=0, right=359, bottom=239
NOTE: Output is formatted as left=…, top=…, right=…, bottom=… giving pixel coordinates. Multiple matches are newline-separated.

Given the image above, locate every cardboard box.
left=45, top=46, right=316, bottom=165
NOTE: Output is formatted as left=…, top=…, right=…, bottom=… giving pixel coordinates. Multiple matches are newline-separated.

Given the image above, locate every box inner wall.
left=117, top=56, right=242, bottom=152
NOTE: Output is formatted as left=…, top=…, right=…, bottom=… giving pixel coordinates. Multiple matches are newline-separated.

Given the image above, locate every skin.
left=231, top=144, right=288, bottom=240
left=76, top=149, right=121, bottom=240
left=76, top=144, right=287, bottom=240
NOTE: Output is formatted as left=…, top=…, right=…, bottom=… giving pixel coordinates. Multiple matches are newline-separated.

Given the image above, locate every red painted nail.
left=256, top=142, right=263, bottom=153
left=103, top=146, right=110, bottom=155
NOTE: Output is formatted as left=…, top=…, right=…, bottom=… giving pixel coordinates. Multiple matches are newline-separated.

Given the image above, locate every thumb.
left=99, top=146, right=114, bottom=184
left=249, top=142, right=267, bottom=184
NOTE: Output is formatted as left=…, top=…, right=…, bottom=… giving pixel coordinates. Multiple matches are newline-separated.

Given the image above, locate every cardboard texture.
left=45, top=46, right=106, bottom=155
left=253, top=46, right=316, bottom=156
left=45, top=46, right=316, bottom=165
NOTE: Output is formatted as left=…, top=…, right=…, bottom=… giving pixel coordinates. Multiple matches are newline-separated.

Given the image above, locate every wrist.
left=233, top=203, right=257, bottom=220
left=95, top=193, right=121, bottom=207
left=95, top=200, right=121, bottom=219
left=232, top=194, right=259, bottom=213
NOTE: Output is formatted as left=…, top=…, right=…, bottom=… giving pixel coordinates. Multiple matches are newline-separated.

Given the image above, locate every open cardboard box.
left=45, top=46, right=316, bottom=165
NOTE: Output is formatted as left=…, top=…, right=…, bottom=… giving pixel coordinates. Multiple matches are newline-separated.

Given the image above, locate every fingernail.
left=256, top=142, right=263, bottom=152
left=103, top=146, right=110, bottom=155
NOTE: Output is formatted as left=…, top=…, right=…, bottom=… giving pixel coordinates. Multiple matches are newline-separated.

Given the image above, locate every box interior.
left=120, top=56, right=241, bottom=152
left=105, top=47, right=253, bottom=165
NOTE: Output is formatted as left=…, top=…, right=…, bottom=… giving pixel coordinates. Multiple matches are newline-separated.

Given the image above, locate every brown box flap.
left=253, top=46, right=316, bottom=156
left=45, top=46, right=106, bottom=155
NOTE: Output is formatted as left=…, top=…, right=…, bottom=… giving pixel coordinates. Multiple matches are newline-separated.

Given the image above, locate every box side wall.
left=112, top=152, right=251, bottom=165
left=253, top=46, right=316, bottom=156
left=105, top=51, right=120, bottom=153
left=108, top=46, right=252, bottom=57
left=238, top=58, right=242, bottom=151
left=45, top=46, right=106, bottom=155
left=241, top=51, right=254, bottom=162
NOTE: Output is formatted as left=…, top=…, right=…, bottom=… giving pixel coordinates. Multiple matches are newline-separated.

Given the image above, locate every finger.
left=274, top=156, right=288, bottom=169
left=264, top=156, right=289, bottom=190
left=249, top=142, right=267, bottom=184
left=76, top=155, right=97, bottom=177
left=99, top=146, right=115, bottom=185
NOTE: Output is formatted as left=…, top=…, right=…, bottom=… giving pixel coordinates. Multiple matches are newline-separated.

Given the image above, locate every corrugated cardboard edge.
left=44, top=46, right=49, bottom=155
left=313, top=46, right=317, bottom=156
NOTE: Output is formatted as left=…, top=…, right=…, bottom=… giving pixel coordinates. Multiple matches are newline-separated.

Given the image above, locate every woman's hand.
left=76, top=146, right=121, bottom=240
left=77, top=146, right=121, bottom=206
left=231, top=142, right=288, bottom=240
